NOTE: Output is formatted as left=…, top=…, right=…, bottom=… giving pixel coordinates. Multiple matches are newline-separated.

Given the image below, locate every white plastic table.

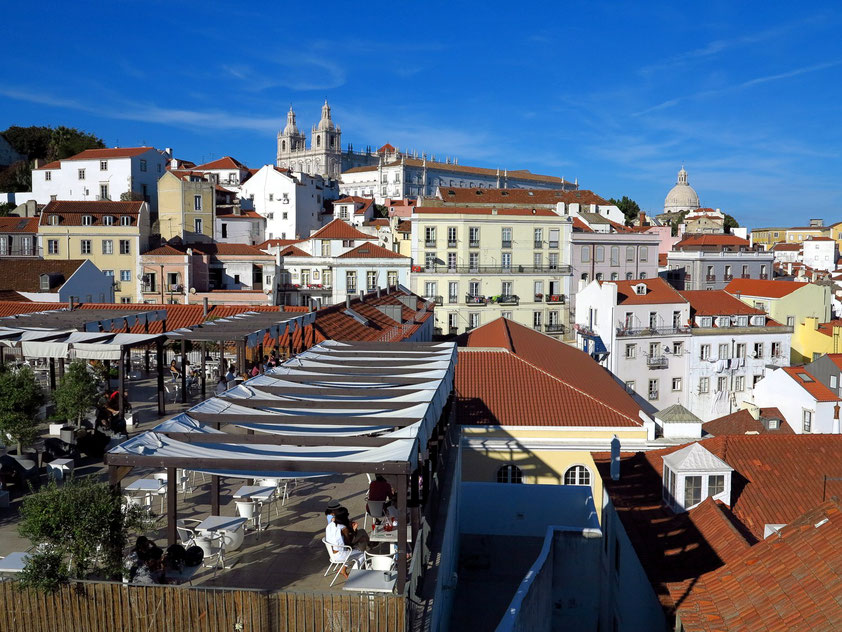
left=0, top=552, right=30, bottom=573
left=196, top=516, right=247, bottom=551
left=126, top=479, right=166, bottom=492
left=342, top=569, right=396, bottom=593
left=48, top=458, right=74, bottom=483
left=369, top=524, right=399, bottom=554
left=233, top=486, right=277, bottom=531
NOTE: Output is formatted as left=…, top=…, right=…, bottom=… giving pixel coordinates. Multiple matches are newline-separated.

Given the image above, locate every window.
left=625, top=344, right=636, bottom=359
left=548, top=252, right=558, bottom=270
left=611, top=272, right=618, bottom=280
left=425, top=281, right=438, bottom=298
left=446, top=252, right=457, bottom=270
left=771, top=342, right=781, bottom=358
left=736, top=316, right=748, bottom=327
left=346, top=271, right=357, bottom=292
left=496, top=464, right=523, bottom=484
left=718, top=343, right=730, bottom=359
left=194, top=195, right=202, bottom=211
left=320, top=240, right=331, bottom=257
left=269, top=193, right=274, bottom=202
left=581, top=246, right=590, bottom=263
left=702, top=476, right=725, bottom=500
left=119, top=239, right=130, bottom=254
left=469, top=253, right=479, bottom=271
left=447, top=226, right=457, bottom=246
left=649, top=341, right=659, bottom=357
left=425, top=226, right=436, bottom=245
left=563, top=465, right=591, bottom=486
left=595, top=246, right=604, bottom=262
left=367, top=271, right=377, bottom=291
left=736, top=343, right=746, bottom=358
left=673, top=341, right=683, bottom=355
left=342, top=240, right=355, bottom=248
left=140, top=159, right=147, bottom=172
left=501, top=281, right=512, bottom=296
left=81, top=239, right=91, bottom=254
left=501, top=227, right=512, bottom=248
left=672, top=377, right=682, bottom=391
left=102, top=240, right=113, bottom=254
left=610, top=246, right=619, bottom=266
left=103, top=215, right=114, bottom=226
left=700, top=344, right=710, bottom=360
left=194, top=218, right=203, bottom=234
left=45, top=171, right=51, bottom=181
left=534, top=228, right=543, bottom=246
left=786, top=315, right=795, bottom=327
left=534, top=252, right=543, bottom=269
left=699, top=377, right=709, bottom=393
left=649, top=311, right=657, bottom=329
left=625, top=246, right=635, bottom=262
left=501, top=252, right=512, bottom=270
left=753, top=342, right=764, bottom=358
left=596, top=272, right=603, bottom=281
left=47, top=239, right=59, bottom=255
left=803, top=409, right=813, bottom=433
left=468, top=312, right=479, bottom=329
left=639, top=247, right=648, bottom=262
left=717, top=376, right=728, bottom=392
left=469, top=227, right=480, bottom=246
left=684, top=476, right=702, bottom=508
left=120, top=215, right=131, bottom=226
left=120, top=270, right=131, bottom=282
left=99, top=183, right=109, bottom=200
left=448, top=312, right=458, bottom=330
left=832, top=375, right=839, bottom=389
left=78, top=168, right=85, bottom=180
left=648, top=379, right=658, bottom=400
left=448, top=281, right=458, bottom=303
left=533, top=311, right=543, bottom=329
left=82, top=215, right=93, bottom=226
left=387, top=271, right=397, bottom=287
left=548, top=229, right=559, bottom=248
left=100, top=160, right=108, bottom=171
left=625, top=380, right=635, bottom=393
left=699, top=316, right=713, bottom=328
left=735, top=376, right=745, bottom=391
left=282, top=212, right=288, bottom=219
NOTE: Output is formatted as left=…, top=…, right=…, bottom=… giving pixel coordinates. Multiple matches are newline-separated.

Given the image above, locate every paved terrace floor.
left=0, top=373, right=389, bottom=593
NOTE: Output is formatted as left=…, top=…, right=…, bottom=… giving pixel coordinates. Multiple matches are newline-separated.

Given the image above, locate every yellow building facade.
left=157, top=171, right=215, bottom=243
left=749, top=227, right=787, bottom=249
left=38, top=200, right=150, bottom=303
left=792, top=317, right=842, bottom=363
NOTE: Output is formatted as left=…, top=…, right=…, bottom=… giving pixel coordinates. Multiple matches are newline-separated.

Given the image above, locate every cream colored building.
left=38, top=200, right=150, bottom=303
left=157, top=170, right=216, bottom=243
left=409, top=205, right=572, bottom=336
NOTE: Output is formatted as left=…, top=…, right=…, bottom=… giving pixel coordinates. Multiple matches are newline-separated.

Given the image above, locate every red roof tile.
left=457, top=318, right=643, bottom=425
left=277, top=245, right=310, bottom=257
left=781, top=366, right=840, bottom=402
left=436, top=187, right=607, bottom=206
left=0, top=259, right=92, bottom=292
left=141, top=243, right=271, bottom=258
left=363, top=219, right=390, bottom=227
left=396, top=221, right=411, bottom=233
left=258, top=238, right=303, bottom=249
left=347, top=159, right=564, bottom=184
left=337, top=243, right=407, bottom=259
left=376, top=143, right=396, bottom=154
left=33, top=160, right=62, bottom=171
left=611, top=277, right=688, bottom=305
left=679, top=290, right=766, bottom=317
left=415, top=206, right=559, bottom=217
left=572, top=217, right=593, bottom=232
left=192, top=156, right=249, bottom=171
left=674, top=234, right=750, bottom=249
left=658, top=252, right=668, bottom=267
left=63, top=147, right=155, bottom=161
left=40, top=200, right=144, bottom=226
left=771, top=242, right=801, bottom=251
left=816, top=320, right=842, bottom=337
left=702, top=407, right=792, bottom=436
left=308, top=219, right=376, bottom=241
left=724, top=278, right=803, bottom=298
left=0, top=217, right=39, bottom=233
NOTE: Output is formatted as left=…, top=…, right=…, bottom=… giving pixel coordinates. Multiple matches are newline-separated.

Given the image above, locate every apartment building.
left=215, top=208, right=265, bottom=245
left=750, top=226, right=787, bottom=249
left=30, top=147, right=170, bottom=212
left=575, top=278, right=692, bottom=411
left=802, top=236, right=837, bottom=271
left=190, top=156, right=251, bottom=189
left=665, top=234, right=774, bottom=290
left=752, top=366, right=842, bottom=434
left=331, top=196, right=375, bottom=226
left=156, top=170, right=216, bottom=243
left=408, top=206, right=573, bottom=337
left=38, top=200, right=150, bottom=303
left=0, top=217, right=40, bottom=257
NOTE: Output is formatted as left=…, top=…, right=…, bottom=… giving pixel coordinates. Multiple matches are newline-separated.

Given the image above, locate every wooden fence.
left=0, top=581, right=405, bottom=632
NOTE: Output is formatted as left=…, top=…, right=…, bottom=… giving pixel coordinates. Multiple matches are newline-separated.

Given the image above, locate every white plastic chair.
left=236, top=500, right=260, bottom=533
left=364, top=499, right=386, bottom=529
left=257, top=478, right=285, bottom=516
left=151, top=473, right=169, bottom=513
left=176, top=519, right=201, bottom=546
left=196, top=533, right=225, bottom=575
left=365, top=551, right=395, bottom=571
left=321, top=538, right=361, bottom=586
left=164, top=383, right=180, bottom=403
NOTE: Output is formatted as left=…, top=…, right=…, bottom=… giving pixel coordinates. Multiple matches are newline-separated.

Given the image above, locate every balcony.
left=465, top=295, right=488, bottom=305
left=545, top=294, right=565, bottom=304
left=724, top=274, right=733, bottom=281
left=706, top=275, right=717, bottom=282
left=425, top=240, right=436, bottom=248
left=141, top=284, right=157, bottom=293
left=648, top=391, right=659, bottom=401
left=420, top=264, right=573, bottom=275
left=544, top=324, right=565, bottom=334
left=493, top=295, right=519, bottom=306
left=534, top=241, right=543, bottom=249
left=426, top=295, right=443, bottom=305
left=469, top=240, right=480, bottom=248
left=647, top=356, right=669, bottom=369
left=616, top=326, right=691, bottom=337
left=280, top=283, right=333, bottom=292
left=501, top=240, right=512, bottom=249
left=447, top=240, right=457, bottom=248
left=760, top=273, right=769, bottom=280
left=548, top=241, right=559, bottom=249
left=741, top=273, right=751, bottom=278
left=448, top=295, right=458, bottom=304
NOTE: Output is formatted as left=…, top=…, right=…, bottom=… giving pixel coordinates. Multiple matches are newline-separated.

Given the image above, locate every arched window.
left=564, top=465, right=591, bottom=486
left=581, top=246, right=590, bottom=263
left=316, top=136, right=321, bottom=147
left=281, top=141, right=286, bottom=152
left=581, top=273, right=589, bottom=282
left=497, top=464, right=523, bottom=484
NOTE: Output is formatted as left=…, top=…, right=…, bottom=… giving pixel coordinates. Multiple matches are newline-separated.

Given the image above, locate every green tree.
left=46, top=126, right=105, bottom=162
left=723, top=214, right=739, bottom=234
left=1, top=126, right=52, bottom=159
left=0, top=202, right=17, bottom=216
left=608, top=196, right=642, bottom=225
left=18, top=477, right=154, bottom=591
left=52, top=361, right=98, bottom=428
left=0, top=366, right=43, bottom=454
left=0, top=160, right=33, bottom=192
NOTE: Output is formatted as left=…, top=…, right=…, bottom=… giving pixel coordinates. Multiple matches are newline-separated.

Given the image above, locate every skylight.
left=798, top=373, right=814, bottom=382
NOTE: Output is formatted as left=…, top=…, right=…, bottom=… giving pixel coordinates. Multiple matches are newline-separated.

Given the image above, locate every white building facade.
left=752, top=366, right=842, bottom=434
left=801, top=237, right=837, bottom=272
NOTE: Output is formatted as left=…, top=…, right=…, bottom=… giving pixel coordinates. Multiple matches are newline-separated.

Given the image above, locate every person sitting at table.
left=367, top=475, right=394, bottom=525
left=225, top=365, right=236, bottom=382
left=249, top=362, right=260, bottom=378
left=334, top=506, right=370, bottom=552
left=214, top=376, right=228, bottom=396
left=125, top=536, right=154, bottom=582
left=325, top=506, right=363, bottom=577
left=169, top=360, right=181, bottom=383
left=184, top=361, right=198, bottom=389
left=98, top=389, right=129, bottom=435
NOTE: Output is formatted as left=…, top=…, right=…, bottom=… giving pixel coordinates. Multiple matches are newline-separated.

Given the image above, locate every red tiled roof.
left=677, top=499, right=842, bottom=632
left=415, top=206, right=559, bottom=217
left=33, top=160, right=62, bottom=171
left=396, top=221, right=411, bottom=233
left=770, top=242, right=801, bottom=251
left=572, top=217, right=593, bottom=232
left=346, top=159, right=564, bottom=184
left=363, top=219, right=389, bottom=227
left=724, top=278, right=803, bottom=298
left=781, top=366, right=840, bottom=402
left=658, top=252, right=668, bottom=267
left=277, top=245, right=310, bottom=257
left=311, top=289, right=432, bottom=342
left=142, top=245, right=189, bottom=256
left=309, top=219, right=376, bottom=241
left=63, top=147, right=155, bottom=161
left=0, top=217, right=39, bottom=233
left=142, top=243, right=271, bottom=258
left=436, top=187, right=607, bottom=206
left=192, top=156, right=248, bottom=171
left=823, top=353, right=842, bottom=370
left=258, top=238, right=303, bottom=249
left=806, top=236, right=835, bottom=241
left=679, top=290, right=766, bottom=317
left=457, top=318, right=642, bottom=425
left=40, top=200, right=144, bottom=226
left=337, top=243, right=407, bottom=259
left=215, top=209, right=262, bottom=219
left=611, top=277, right=688, bottom=305
left=674, top=234, right=750, bottom=249
left=702, top=407, right=793, bottom=436
left=376, top=143, right=396, bottom=154
left=0, top=259, right=91, bottom=292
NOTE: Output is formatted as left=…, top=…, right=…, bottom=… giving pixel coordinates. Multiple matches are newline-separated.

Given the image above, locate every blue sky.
left=2, top=1, right=841, bottom=228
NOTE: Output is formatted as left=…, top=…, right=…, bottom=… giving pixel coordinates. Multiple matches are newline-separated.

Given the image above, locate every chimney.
left=359, top=290, right=365, bottom=302
left=610, top=435, right=621, bottom=481
left=202, top=297, right=209, bottom=317
left=735, top=291, right=741, bottom=300
left=376, top=287, right=381, bottom=298
left=639, top=211, right=645, bottom=225
left=68, top=296, right=75, bottom=311
left=346, top=295, right=351, bottom=308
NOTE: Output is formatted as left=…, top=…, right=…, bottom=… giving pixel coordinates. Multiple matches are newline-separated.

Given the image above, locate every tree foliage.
left=0, top=366, right=43, bottom=453
left=608, top=196, right=642, bottom=225
left=52, top=360, right=98, bottom=428
left=0, top=202, right=17, bottom=216
left=723, top=214, right=739, bottom=233
left=18, top=477, right=153, bottom=591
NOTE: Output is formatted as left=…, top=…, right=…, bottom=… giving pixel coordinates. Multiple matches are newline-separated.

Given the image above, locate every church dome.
left=317, top=99, right=336, bottom=132
left=283, top=106, right=301, bottom=136
left=664, top=167, right=700, bottom=212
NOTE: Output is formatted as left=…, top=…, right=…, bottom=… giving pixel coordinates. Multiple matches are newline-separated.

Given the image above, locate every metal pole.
left=211, top=475, right=220, bottom=515
left=180, top=339, right=187, bottom=404
left=397, top=473, right=408, bottom=594
left=156, top=339, right=165, bottom=416
left=49, top=358, right=56, bottom=391
left=166, top=466, right=177, bottom=546
left=201, top=341, right=207, bottom=399
left=118, top=348, right=125, bottom=422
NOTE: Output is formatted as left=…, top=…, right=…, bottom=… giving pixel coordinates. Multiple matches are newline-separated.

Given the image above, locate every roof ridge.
left=506, top=351, right=642, bottom=426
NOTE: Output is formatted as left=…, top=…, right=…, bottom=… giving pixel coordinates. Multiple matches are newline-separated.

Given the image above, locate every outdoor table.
left=233, top=485, right=276, bottom=531
left=126, top=478, right=166, bottom=492
left=342, top=568, right=396, bottom=593
left=370, top=524, right=399, bottom=554
left=48, top=458, right=74, bottom=483
left=0, top=552, right=30, bottom=574
left=167, top=562, right=203, bottom=586
left=196, top=516, right=247, bottom=551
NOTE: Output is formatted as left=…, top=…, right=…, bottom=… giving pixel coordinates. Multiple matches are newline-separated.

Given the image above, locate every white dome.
left=664, top=168, right=700, bottom=212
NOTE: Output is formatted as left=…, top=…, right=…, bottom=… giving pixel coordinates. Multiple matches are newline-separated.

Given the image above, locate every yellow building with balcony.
left=38, top=200, right=150, bottom=303
left=409, top=205, right=572, bottom=336
left=750, top=227, right=787, bottom=249
left=157, top=170, right=216, bottom=243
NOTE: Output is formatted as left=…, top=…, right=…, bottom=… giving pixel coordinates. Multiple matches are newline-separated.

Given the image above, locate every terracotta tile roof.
left=376, top=143, right=396, bottom=154
left=277, top=245, right=310, bottom=257
left=823, top=353, right=842, bottom=370
left=309, top=219, right=376, bottom=241
left=40, top=200, right=144, bottom=226
left=572, top=217, right=593, bottom=232
left=806, top=236, right=835, bottom=241
left=336, top=243, right=407, bottom=259
left=436, top=187, right=607, bottom=206
left=345, top=159, right=564, bottom=184
left=611, top=277, right=688, bottom=305
left=781, top=366, right=840, bottom=402
left=0, top=259, right=90, bottom=292
left=62, top=147, right=155, bottom=161
left=215, top=209, right=263, bottom=219
left=809, top=317, right=841, bottom=337
left=724, top=278, right=803, bottom=298
left=674, top=234, right=750, bottom=249
left=258, top=238, right=303, bottom=249
left=677, top=499, right=842, bottom=632
left=396, top=221, right=411, bottom=233
left=457, top=318, right=643, bottom=424
left=414, top=206, right=559, bottom=217
left=141, top=243, right=271, bottom=258
left=311, top=289, right=431, bottom=342
left=192, top=156, right=248, bottom=171
left=678, top=290, right=766, bottom=317
left=658, top=252, right=668, bottom=267
left=142, top=245, right=189, bottom=256
left=33, top=160, right=62, bottom=171
left=0, top=290, right=29, bottom=302
left=363, top=219, right=390, bottom=227
left=0, top=217, right=39, bottom=233
left=702, top=408, right=793, bottom=436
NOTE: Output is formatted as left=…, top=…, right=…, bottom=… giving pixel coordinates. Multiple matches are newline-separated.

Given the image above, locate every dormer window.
left=82, top=215, right=93, bottom=226
left=47, top=215, right=58, bottom=226
left=662, top=443, right=733, bottom=513
left=736, top=315, right=749, bottom=327
left=39, top=274, right=50, bottom=291
left=699, top=316, right=713, bottom=328
left=120, top=216, right=131, bottom=226
left=633, top=283, right=647, bottom=295
left=102, top=215, right=114, bottom=226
